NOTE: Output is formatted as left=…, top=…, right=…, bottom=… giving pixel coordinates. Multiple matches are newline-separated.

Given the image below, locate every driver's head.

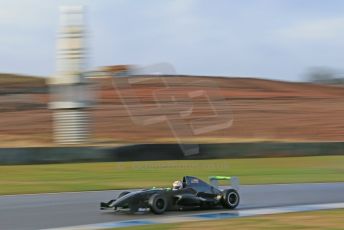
left=172, top=180, right=183, bottom=190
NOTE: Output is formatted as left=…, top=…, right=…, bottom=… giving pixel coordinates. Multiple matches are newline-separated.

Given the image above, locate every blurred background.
left=1, top=1, right=344, bottom=229
left=1, top=0, right=344, bottom=171
left=1, top=0, right=344, bottom=150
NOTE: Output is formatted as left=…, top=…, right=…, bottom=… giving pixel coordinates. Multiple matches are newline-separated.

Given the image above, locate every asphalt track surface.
left=1, top=183, right=344, bottom=230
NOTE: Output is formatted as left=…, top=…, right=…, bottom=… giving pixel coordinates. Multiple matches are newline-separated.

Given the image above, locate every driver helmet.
left=172, top=180, right=183, bottom=190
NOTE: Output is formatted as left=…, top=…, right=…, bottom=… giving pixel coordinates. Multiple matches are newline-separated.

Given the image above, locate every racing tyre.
left=129, top=203, right=139, bottom=213
left=221, top=189, right=240, bottom=209
left=118, top=191, right=130, bottom=199
left=148, top=194, right=168, bottom=214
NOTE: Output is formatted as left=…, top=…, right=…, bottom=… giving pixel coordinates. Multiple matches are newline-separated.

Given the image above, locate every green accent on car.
left=151, top=187, right=172, bottom=191
left=209, top=176, right=231, bottom=180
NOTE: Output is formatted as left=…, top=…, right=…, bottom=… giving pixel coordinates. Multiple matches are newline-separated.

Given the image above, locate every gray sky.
left=1, top=0, right=344, bottom=81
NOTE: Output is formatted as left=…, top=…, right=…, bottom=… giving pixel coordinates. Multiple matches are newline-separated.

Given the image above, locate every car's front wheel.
left=148, top=194, right=168, bottom=214
left=118, top=191, right=130, bottom=199
left=221, top=189, right=240, bottom=209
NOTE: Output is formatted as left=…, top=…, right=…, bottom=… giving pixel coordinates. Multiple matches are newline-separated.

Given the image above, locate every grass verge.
left=0, top=156, right=344, bottom=195
left=112, top=209, right=344, bottom=230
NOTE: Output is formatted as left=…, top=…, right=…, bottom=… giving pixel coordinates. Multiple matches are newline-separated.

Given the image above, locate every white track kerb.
left=44, top=202, right=344, bottom=230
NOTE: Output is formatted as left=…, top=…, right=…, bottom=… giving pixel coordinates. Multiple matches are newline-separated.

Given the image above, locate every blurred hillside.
left=1, top=74, right=344, bottom=147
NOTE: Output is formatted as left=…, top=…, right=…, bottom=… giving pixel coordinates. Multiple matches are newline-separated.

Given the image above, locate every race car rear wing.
left=209, top=176, right=240, bottom=190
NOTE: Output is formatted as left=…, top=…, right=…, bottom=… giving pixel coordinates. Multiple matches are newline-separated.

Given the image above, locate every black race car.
left=100, top=176, right=240, bottom=214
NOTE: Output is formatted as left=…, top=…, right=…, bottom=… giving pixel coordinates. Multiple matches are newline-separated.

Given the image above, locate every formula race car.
left=100, top=176, right=240, bottom=214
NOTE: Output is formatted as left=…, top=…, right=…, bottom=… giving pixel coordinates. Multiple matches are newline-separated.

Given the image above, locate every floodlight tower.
left=48, top=6, right=90, bottom=144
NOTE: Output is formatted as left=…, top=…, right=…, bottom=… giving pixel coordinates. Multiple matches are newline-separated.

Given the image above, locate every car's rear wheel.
left=221, top=189, right=240, bottom=209
left=148, top=194, right=168, bottom=214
